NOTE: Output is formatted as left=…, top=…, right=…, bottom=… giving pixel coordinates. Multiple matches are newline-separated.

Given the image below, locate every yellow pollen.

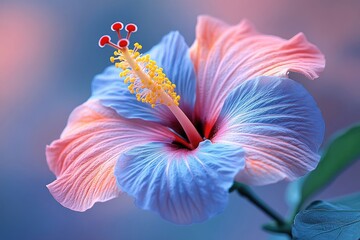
left=110, top=42, right=180, bottom=108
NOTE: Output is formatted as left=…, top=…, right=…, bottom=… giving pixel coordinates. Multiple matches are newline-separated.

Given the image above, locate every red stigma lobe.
left=125, top=23, right=137, bottom=33
left=111, top=22, right=124, bottom=31
left=98, top=35, right=111, bottom=48
left=125, top=23, right=138, bottom=40
left=118, top=39, right=129, bottom=48
left=99, top=22, right=138, bottom=50
left=111, top=22, right=124, bottom=39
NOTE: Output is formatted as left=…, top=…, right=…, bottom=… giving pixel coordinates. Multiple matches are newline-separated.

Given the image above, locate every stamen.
left=99, top=22, right=203, bottom=148
left=118, top=47, right=180, bottom=108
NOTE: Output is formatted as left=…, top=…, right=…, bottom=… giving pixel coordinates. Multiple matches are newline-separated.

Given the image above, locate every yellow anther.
left=134, top=42, right=143, bottom=50
left=108, top=42, right=180, bottom=108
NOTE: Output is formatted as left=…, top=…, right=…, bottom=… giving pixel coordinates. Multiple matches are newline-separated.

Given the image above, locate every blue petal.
left=115, top=140, right=245, bottom=224
left=216, top=76, right=325, bottom=185
left=148, top=31, right=196, bottom=117
left=91, top=66, right=162, bottom=122
left=91, top=31, right=196, bottom=123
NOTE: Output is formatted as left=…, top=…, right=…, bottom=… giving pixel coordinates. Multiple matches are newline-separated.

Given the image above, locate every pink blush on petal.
left=46, top=100, right=175, bottom=211
left=190, top=15, right=325, bottom=134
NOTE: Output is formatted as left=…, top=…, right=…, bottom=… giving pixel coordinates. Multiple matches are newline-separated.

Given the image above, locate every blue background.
left=1, top=0, right=359, bottom=239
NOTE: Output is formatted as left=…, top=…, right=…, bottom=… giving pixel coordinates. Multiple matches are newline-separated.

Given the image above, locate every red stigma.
left=125, top=23, right=137, bottom=33
left=99, top=22, right=138, bottom=50
left=99, top=35, right=111, bottom=48
left=125, top=23, right=138, bottom=40
left=111, top=22, right=124, bottom=31
left=118, top=39, right=129, bottom=48
left=111, top=22, right=123, bottom=39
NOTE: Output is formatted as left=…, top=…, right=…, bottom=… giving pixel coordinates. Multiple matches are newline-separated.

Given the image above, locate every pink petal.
left=190, top=15, right=325, bottom=137
left=46, top=100, right=174, bottom=211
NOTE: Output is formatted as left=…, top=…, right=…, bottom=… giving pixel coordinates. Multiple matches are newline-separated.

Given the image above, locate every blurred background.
left=0, top=0, right=359, bottom=239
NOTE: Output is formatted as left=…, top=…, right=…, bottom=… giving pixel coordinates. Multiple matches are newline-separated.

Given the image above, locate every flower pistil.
left=99, top=22, right=202, bottom=149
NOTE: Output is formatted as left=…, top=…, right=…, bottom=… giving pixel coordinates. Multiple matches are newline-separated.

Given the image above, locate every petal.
left=148, top=31, right=196, bottom=117
left=215, top=76, right=324, bottom=185
left=46, top=100, right=175, bottom=211
left=92, top=32, right=196, bottom=127
left=190, top=15, right=325, bottom=134
left=115, top=140, right=245, bottom=224
left=91, top=66, right=165, bottom=122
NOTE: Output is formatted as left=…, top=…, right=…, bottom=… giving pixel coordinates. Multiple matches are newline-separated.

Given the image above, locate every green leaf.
left=292, top=192, right=360, bottom=240
left=287, top=123, right=360, bottom=219
left=262, top=222, right=292, bottom=234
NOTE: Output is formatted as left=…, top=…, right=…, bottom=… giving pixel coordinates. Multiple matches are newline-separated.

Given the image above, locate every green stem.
left=230, top=182, right=292, bottom=238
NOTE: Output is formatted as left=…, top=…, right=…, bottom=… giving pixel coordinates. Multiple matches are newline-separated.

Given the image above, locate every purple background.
left=1, top=0, right=359, bottom=239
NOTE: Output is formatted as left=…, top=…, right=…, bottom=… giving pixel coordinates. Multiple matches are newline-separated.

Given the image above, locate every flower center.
left=99, top=22, right=203, bottom=149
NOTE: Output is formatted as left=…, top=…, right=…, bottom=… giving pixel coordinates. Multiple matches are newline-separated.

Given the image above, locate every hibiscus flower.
left=46, top=16, right=325, bottom=224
